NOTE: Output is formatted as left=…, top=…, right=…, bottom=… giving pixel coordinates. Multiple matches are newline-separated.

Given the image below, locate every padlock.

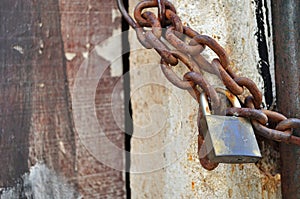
left=199, top=89, right=261, bottom=163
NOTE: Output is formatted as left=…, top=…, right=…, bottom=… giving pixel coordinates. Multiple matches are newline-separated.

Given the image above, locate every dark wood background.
left=0, top=0, right=125, bottom=198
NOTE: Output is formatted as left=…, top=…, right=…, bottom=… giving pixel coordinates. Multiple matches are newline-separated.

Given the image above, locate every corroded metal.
left=117, top=0, right=137, bottom=28
left=272, top=0, right=300, bottom=197
left=157, top=0, right=166, bottom=26
left=117, top=0, right=300, bottom=171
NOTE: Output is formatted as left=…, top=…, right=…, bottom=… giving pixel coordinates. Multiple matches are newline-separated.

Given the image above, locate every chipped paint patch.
left=95, top=28, right=122, bottom=77
left=39, top=83, right=45, bottom=88
left=12, top=45, right=24, bottom=54
left=82, top=52, right=89, bottom=59
left=59, top=141, right=66, bottom=154
left=65, top=52, right=76, bottom=61
left=0, top=163, right=79, bottom=198
left=112, top=8, right=122, bottom=21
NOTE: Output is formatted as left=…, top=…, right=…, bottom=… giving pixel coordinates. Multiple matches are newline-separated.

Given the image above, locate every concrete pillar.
left=129, top=0, right=281, bottom=198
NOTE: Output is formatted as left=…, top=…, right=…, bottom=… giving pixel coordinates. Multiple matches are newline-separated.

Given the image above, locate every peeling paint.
left=12, top=45, right=24, bottom=54
left=82, top=51, right=89, bottom=59
left=112, top=8, right=122, bottom=22
left=254, top=0, right=274, bottom=108
left=65, top=52, right=76, bottom=61
left=0, top=163, right=79, bottom=199
left=95, top=28, right=122, bottom=77
left=39, top=83, right=45, bottom=88
left=39, top=40, right=44, bottom=49
left=59, top=141, right=66, bottom=154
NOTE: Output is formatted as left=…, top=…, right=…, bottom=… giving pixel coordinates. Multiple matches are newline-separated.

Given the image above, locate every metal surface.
left=272, top=0, right=300, bottom=197
left=117, top=0, right=137, bottom=28
left=199, top=91, right=261, bottom=164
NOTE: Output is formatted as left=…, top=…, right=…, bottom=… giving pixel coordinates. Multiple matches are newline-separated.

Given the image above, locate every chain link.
left=117, top=0, right=300, bottom=169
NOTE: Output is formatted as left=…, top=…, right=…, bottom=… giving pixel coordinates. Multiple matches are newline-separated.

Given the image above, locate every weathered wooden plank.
left=0, top=0, right=125, bottom=197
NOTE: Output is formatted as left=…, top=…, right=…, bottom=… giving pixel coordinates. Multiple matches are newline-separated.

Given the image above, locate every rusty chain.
left=117, top=0, right=300, bottom=170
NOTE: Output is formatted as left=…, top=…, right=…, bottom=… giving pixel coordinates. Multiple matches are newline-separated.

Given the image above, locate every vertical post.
left=129, top=0, right=281, bottom=198
left=272, top=0, right=300, bottom=198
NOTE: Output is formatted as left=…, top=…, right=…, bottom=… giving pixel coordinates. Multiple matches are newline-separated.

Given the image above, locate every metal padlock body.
left=199, top=90, right=261, bottom=163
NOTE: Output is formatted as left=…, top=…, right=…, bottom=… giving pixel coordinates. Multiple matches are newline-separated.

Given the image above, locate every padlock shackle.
left=215, top=88, right=241, bottom=108
left=200, top=92, right=212, bottom=115
left=200, top=88, right=241, bottom=115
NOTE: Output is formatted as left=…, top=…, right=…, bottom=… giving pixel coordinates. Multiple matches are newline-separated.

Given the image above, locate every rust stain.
left=241, top=37, right=245, bottom=46
left=238, top=164, right=244, bottom=170
left=188, top=112, right=195, bottom=129
left=228, top=60, right=238, bottom=73
left=227, top=92, right=234, bottom=100
left=188, top=112, right=195, bottom=121
left=261, top=174, right=281, bottom=194
left=231, top=165, right=235, bottom=174
left=206, top=107, right=210, bottom=113
left=191, top=181, right=195, bottom=190
left=247, top=182, right=251, bottom=190
left=188, top=153, right=193, bottom=161
left=228, top=188, right=233, bottom=198
left=212, top=34, right=221, bottom=40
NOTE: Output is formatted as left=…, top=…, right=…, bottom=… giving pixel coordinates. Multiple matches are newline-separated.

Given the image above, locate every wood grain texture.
left=0, top=0, right=125, bottom=197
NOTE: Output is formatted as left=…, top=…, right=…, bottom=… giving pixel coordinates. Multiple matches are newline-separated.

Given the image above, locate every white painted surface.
left=129, top=0, right=280, bottom=198
left=1, top=163, right=79, bottom=199
left=95, top=28, right=123, bottom=77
